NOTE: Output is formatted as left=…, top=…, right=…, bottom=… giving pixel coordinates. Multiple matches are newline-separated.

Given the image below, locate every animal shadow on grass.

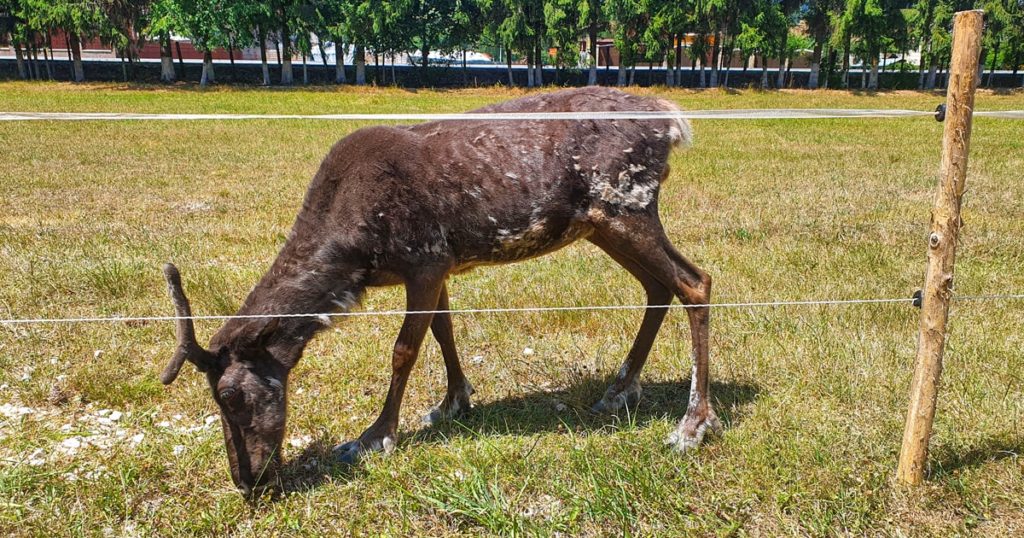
left=277, top=376, right=758, bottom=494
left=929, top=434, right=1022, bottom=478
left=412, top=377, right=760, bottom=445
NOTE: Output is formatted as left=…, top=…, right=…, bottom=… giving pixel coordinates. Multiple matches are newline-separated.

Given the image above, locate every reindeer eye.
left=219, top=388, right=238, bottom=402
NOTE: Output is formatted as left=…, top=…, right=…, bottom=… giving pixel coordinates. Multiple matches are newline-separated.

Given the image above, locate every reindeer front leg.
left=422, top=282, right=474, bottom=425
left=335, top=270, right=446, bottom=464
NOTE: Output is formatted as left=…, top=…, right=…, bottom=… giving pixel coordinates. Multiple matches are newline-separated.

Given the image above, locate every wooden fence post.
left=896, top=9, right=985, bottom=486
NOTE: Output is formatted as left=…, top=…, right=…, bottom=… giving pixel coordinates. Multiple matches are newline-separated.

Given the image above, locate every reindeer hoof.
left=422, top=384, right=474, bottom=426
left=590, top=381, right=642, bottom=414
left=333, top=435, right=396, bottom=465
left=664, top=410, right=723, bottom=453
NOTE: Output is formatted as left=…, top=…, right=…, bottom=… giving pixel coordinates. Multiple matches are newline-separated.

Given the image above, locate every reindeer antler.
left=161, top=263, right=216, bottom=385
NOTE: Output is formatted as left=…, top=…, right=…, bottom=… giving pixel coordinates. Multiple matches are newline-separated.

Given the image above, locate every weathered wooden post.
left=896, top=9, right=985, bottom=486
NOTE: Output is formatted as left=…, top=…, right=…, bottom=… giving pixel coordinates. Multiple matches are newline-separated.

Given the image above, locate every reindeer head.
left=160, top=264, right=289, bottom=498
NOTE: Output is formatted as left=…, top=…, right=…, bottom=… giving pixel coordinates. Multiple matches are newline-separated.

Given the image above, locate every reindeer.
left=160, top=87, right=721, bottom=497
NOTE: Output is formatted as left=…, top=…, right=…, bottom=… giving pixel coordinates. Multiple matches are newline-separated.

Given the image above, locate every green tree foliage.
left=5, top=0, right=1024, bottom=88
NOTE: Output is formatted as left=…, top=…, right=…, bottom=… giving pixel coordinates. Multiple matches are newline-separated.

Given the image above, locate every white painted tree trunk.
left=709, top=36, right=720, bottom=87
left=616, top=64, right=627, bottom=86
left=70, top=34, right=85, bottom=82
left=534, top=61, right=543, bottom=86
left=280, top=29, right=293, bottom=85
left=160, top=36, right=175, bottom=83
left=259, top=33, right=270, bottom=86
left=200, top=52, right=215, bottom=87
left=281, top=57, right=293, bottom=85
left=777, top=57, right=786, bottom=88
left=526, top=55, right=534, bottom=87
left=355, top=45, right=366, bottom=85
left=868, top=56, right=879, bottom=89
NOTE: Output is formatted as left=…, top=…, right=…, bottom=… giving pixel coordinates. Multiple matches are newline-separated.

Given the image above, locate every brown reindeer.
left=160, top=87, right=721, bottom=497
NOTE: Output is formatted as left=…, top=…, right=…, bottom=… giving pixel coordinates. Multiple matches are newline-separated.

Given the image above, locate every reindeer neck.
left=216, top=239, right=367, bottom=358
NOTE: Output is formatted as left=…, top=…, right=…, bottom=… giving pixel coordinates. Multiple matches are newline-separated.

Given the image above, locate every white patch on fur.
left=590, top=169, right=657, bottom=210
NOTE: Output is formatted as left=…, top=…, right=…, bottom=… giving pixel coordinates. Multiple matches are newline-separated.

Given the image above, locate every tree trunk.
left=665, top=47, right=674, bottom=86
left=200, top=51, right=215, bottom=87
left=986, top=40, right=999, bottom=87
left=227, top=40, right=236, bottom=83
left=355, top=45, right=366, bottom=85
left=318, top=39, right=328, bottom=67
left=506, top=48, right=514, bottom=86
left=280, top=24, right=293, bottom=85
left=616, top=60, right=627, bottom=86
left=587, top=26, right=598, bottom=85
left=26, top=43, right=36, bottom=80
left=868, top=55, right=879, bottom=90
left=760, top=54, right=768, bottom=89
left=723, top=38, right=733, bottom=87
left=917, top=45, right=928, bottom=89
left=809, top=41, right=823, bottom=89
left=776, top=27, right=787, bottom=88
left=160, top=33, right=176, bottom=83
left=535, top=46, right=543, bottom=86
left=259, top=29, right=271, bottom=85
left=926, top=57, right=938, bottom=89
left=335, top=42, right=347, bottom=84
left=841, top=36, right=850, bottom=88
left=698, top=56, right=706, bottom=88
left=824, top=45, right=835, bottom=89
left=675, top=38, right=683, bottom=86
left=462, top=49, right=468, bottom=86
left=709, top=32, right=720, bottom=87
left=120, top=54, right=127, bottom=82
left=302, top=51, right=308, bottom=84
left=69, top=32, right=85, bottom=82
left=44, top=34, right=54, bottom=80
left=14, top=42, right=27, bottom=80
left=172, top=41, right=183, bottom=80
left=526, top=50, right=534, bottom=87
left=420, top=43, right=430, bottom=85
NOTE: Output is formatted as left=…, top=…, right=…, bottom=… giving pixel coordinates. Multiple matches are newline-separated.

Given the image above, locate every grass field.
left=1, top=82, right=1022, bottom=536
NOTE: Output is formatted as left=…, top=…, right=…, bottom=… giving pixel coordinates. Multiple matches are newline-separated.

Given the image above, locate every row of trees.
left=2, top=1, right=1023, bottom=88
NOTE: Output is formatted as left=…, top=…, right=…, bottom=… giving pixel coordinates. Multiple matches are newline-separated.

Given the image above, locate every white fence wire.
left=3, top=294, right=1023, bottom=326
left=1, top=109, right=1021, bottom=122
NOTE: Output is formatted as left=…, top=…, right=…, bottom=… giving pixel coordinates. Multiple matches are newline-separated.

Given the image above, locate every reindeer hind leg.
left=590, top=213, right=722, bottom=452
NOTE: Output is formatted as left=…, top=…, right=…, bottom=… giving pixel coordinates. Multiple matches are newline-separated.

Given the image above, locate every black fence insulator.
left=912, top=289, right=923, bottom=308
left=935, top=104, right=947, bottom=122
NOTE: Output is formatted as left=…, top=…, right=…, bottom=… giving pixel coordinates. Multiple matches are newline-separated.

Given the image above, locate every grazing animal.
left=160, top=87, right=720, bottom=497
